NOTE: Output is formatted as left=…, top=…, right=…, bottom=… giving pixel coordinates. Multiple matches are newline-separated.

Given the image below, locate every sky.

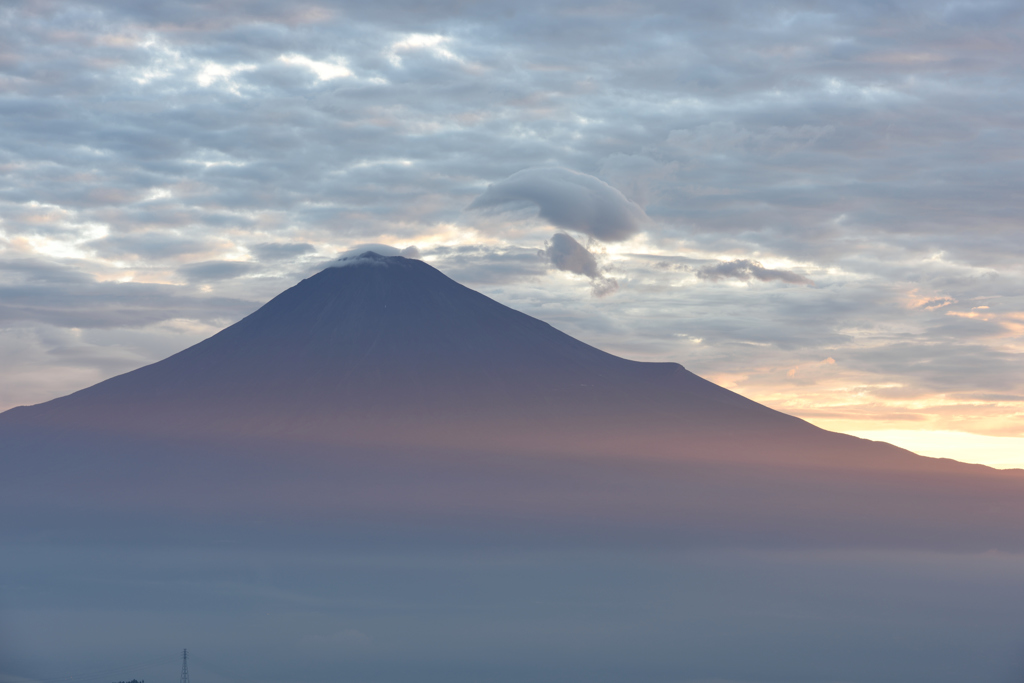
left=1, top=0, right=1022, bottom=466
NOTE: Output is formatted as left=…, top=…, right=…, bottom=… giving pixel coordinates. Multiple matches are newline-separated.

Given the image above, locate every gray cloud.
left=468, top=167, right=648, bottom=242
left=425, top=245, right=548, bottom=286
left=249, top=242, right=316, bottom=261
left=0, top=258, right=255, bottom=329
left=696, top=260, right=813, bottom=286
left=87, top=233, right=218, bottom=261
left=543, top=232, right=619, bottom=297
left=545, top=233, right=601, bottom=279
left=178, top=260, right=256, bottom=283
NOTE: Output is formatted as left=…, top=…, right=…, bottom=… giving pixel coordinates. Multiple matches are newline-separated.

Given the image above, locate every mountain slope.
left=0, top=252, right=993, bottom=472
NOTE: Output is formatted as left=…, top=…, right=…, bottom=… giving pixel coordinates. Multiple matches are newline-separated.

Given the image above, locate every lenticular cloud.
left=468, top=167, right=648, bottom=242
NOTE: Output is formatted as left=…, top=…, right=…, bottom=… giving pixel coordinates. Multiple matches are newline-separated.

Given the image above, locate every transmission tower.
left=180, top=648, right=190, bottom=683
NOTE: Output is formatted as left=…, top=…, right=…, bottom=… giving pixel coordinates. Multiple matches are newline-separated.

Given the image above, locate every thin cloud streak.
left=696, top=259, right=813, bottom=285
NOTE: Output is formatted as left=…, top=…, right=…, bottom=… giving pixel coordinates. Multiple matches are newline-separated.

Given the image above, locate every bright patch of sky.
left=388, top=33, right=463, bottom=66
left=850, top=430, right=1024, bottom=470
left=278, top=54, right=354, bottom=80
left=195, top=61, right=258, bottom=90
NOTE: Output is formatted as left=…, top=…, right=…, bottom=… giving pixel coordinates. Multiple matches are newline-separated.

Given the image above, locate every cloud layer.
left=0, top=0, right=1022, bottom=456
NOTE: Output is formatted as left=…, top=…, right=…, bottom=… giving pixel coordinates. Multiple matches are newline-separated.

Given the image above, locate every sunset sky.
left=1, top=1, right=1022, bottom=466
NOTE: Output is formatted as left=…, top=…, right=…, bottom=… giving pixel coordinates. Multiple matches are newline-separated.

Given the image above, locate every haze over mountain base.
left=6, top=541, right=1024, bottom=683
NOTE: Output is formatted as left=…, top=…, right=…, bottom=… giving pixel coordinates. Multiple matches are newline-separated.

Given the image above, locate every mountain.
left=7, top=254, right=1024, bottom=683
left=0, top=252, right=918, bottom=465
left=2, top=251, right=1024, bottom=551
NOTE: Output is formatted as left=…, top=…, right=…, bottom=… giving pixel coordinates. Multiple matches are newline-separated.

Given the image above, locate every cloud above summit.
left=330, top=244, right=422, bottom=267
left=468, top=168, right=648, bottom=242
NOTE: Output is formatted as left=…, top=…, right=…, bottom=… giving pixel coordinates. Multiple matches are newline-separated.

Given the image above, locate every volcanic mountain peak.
left=331, top=248, right=403, bottom=266
left=0, top=252, right=918, bottom=466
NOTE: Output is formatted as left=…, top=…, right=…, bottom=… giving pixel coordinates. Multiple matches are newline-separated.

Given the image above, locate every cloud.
left=423, top=245, right=548, bottom=286
left=914, top=296, right=957, bottom=311
left=388, top=33, right=463, bottom=67
left=178, top=260, right=256, bottom=283
left=598, top=154, right=671, bottom=207
left=336, top=243, right=420, bottom=260
left=0, top=257, right=254, bottom=329
left=341, top=243, right=403, bottom=257
left=89, top=233, right=216, bottom=260
left=326, top=243, right=421, bottom=268
left=468, top=168, right=648, bottom=242
left=545, top=233, right=601, bottom=279
left=249, top=242, right=317, bottom=261
left=544, top=232, right=619, bottom=297
left=666, top=122, right=834, bottom=158
left=696, top=260, right=813, bottom=286
left=278, top=53, right=353, bottom=81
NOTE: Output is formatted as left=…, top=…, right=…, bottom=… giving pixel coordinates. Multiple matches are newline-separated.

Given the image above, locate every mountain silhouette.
left=3, top=252, right=1024, bottom=552
left=0, top=252, right=913, bottom=464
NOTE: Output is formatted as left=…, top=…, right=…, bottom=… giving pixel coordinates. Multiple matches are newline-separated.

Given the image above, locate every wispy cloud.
left=696, top=259, right=813, bottom=286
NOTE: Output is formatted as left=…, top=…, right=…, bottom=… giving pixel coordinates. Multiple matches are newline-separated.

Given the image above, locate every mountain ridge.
left=0, top=252, right=998, bottom=474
